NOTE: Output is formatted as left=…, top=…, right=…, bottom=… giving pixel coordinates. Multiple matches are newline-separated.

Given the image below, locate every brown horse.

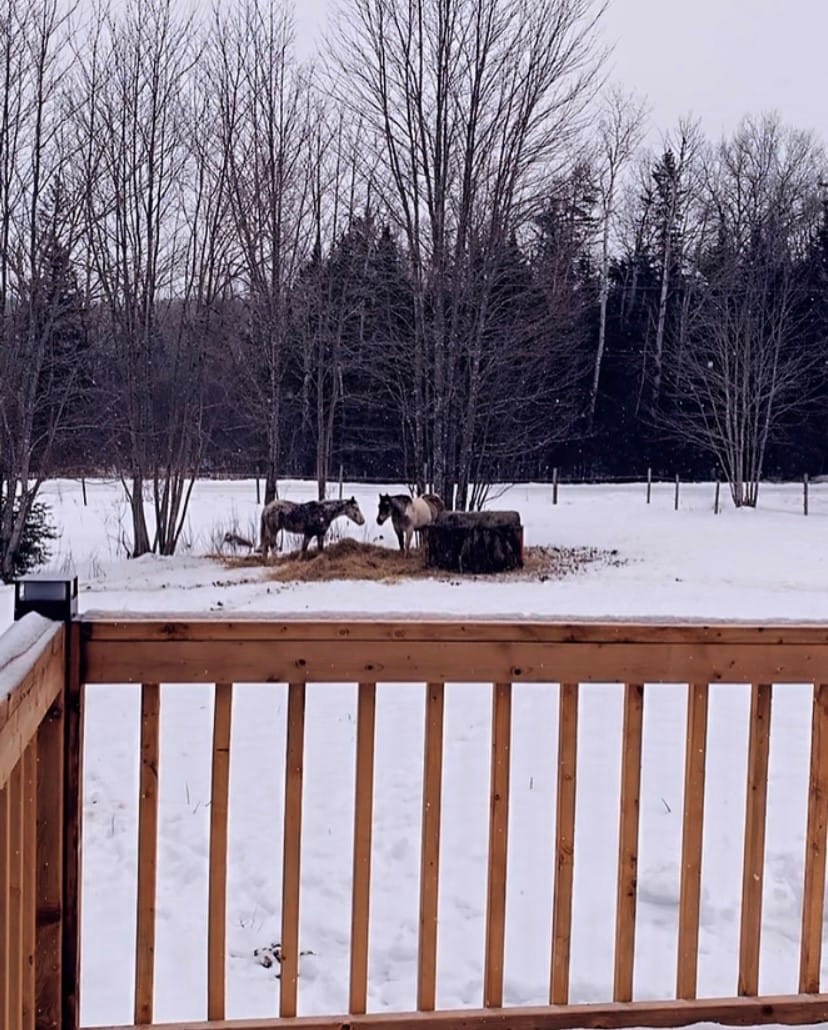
left=376, top=492, right=444, bottom=554
left=260, top=497, right=365, bottom=558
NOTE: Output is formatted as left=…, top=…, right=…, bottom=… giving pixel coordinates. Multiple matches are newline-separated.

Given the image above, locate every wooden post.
left=804, top=474, right=809, bottom=516
left=207, top=683, right=233, bottom=1020
left=714, top=477, right=720, bottom=515
left=552, top=468, right=558, bottom=505
left=134, top=683, right=160, bottom=1026
left=62, top=621, right=83, bottom=1030
left=418, top=682, right=444, bottom=1012
left=738, top=683, right=772, bottom=997
left=80, top=477, right=87, bottom=508
left=349, top=683, right=376, bottom=1015
left=646, top=468, right=652, bottom=504
left=550, top=683, right=578, bottom=1005
left=255, top=477, right=261, bottom=505
left=338, top=465, right=344, bottom=501
left=674, top=474, right=680, bottom=511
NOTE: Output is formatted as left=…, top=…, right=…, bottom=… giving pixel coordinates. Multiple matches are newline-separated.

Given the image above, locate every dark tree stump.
left=422, top=511, right=523, bottom=574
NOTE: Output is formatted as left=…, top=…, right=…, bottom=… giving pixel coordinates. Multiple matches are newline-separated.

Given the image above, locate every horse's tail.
left=260, top=501, right=279, bottom=555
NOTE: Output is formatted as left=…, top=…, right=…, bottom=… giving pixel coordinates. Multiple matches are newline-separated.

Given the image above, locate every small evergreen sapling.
left=0, top=500, right=58, bottom=581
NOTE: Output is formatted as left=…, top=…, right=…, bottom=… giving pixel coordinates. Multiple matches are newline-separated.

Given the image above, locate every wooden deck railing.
left=0, top=614, right=68, bottom=1030
left=7, top=614, right=828, bottom=1029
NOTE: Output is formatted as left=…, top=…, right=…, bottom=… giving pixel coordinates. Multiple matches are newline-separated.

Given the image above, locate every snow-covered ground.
left=3, top=476, right=828, bottom=1027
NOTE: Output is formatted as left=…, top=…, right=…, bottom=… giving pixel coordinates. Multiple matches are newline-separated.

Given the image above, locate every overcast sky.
left=294, top=0, right=827, bottom=145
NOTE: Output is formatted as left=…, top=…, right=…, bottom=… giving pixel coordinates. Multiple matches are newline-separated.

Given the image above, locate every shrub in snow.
left=0, top=500, right=58, bottom=581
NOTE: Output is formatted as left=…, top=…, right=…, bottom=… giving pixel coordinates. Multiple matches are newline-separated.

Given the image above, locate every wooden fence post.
left=646, top=468, right=652, bottom=505
left=81, top=477, right=87, bottom=508
left=714, top=477, right=720, bottom=516
left=552, top=468, right=558, bottom=506
left=804, top=474, right=809, bottom=516
left=674, top=475, right=680, bottom=511
left=255, top=476, right=261, bottom=505
left=338, top=465, right=344, bottom=501
left=62, top=621, right=83, bottom=1030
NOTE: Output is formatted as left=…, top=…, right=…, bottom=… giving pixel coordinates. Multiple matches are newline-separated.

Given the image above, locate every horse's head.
left=376, top=493, right=392, bottom=525
left=344, top=497, right=365, bottom=526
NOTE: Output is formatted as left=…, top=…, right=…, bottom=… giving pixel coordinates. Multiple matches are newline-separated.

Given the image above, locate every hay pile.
left=220, top=538, right=622, bottom=583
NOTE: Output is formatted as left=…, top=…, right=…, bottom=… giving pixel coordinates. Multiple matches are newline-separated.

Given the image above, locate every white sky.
left=294, top=0, right=828, bottom=145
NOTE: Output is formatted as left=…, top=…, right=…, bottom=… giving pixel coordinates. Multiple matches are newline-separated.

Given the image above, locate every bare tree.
left=335, top=0, right=607, bottom=504
left=665, top=115, right=825, bottom=506
left=589, top=86, right=646, bottom=426
left=74, top=0, right=203, bottom=555
left=210, top=0, right=316, bottom=505
left=0, top=0, right=81, bottom=580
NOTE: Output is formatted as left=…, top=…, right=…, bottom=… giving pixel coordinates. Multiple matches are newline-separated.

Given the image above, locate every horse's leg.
left=395, top=527, right=404, bottom=552
left=405, top=527, right=413, bottom=554
left=318, top=533, right=325, bottom=551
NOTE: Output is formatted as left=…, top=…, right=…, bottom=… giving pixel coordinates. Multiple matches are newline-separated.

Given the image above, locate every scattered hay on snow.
left=218, top=538, right=623, bottom=583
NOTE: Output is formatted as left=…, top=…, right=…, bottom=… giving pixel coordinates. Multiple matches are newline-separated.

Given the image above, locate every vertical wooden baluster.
left=677, top=682, right=709, bottom=1000
left=63, top=621, right=83, bottom=1030
left=418, top=682, right=445, bottom=1011
left=614, top=683, right=644, bottom=1003
left=280, top=682, right=306, bottom=1018
left=135, top=683, right=160, bottom=1025
left=36, top=697, right=63, bottom=1030
left=22, top=742, right=37, bottom=1030
left=738, top=683, right=772, bottom=997
left=208, top=683, right=233, bottom=1020
left=800, top=683, right=828, bottom=994
left=550, top=682, right=579, bottom=1005
left=9, top=762, right=23, bottom=1029
left=349, top=683, right=376, bottom=1015
left=484, top=682, right=511, bottom=1008
left=1, top=782, right=10, bottom=1030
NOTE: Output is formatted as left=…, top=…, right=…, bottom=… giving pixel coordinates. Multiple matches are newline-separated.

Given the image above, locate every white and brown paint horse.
left=260, top=496, right=365, bottom=558
left=376, top=492, right=445, bottom=554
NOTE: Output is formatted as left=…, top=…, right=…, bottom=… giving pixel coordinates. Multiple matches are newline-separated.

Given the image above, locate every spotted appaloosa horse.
left=376, top=493, right=445, bottom=554
left=260, top=497, right=365, bottom=558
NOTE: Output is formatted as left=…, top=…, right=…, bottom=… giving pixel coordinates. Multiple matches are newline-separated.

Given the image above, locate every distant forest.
left=0, top=0, right=826, bottom=570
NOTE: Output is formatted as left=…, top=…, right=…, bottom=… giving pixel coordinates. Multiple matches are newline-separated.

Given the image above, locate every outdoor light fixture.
left=13, top=573, right=78, bottom=622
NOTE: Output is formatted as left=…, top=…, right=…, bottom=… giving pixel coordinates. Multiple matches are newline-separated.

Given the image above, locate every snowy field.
left=3, top=476, right=828, bottom=1027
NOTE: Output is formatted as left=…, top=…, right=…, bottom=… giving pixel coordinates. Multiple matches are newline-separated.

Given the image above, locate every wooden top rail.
left=79, top=616, right=828, bottom=684
left=0, top=616, right=65, bottom=787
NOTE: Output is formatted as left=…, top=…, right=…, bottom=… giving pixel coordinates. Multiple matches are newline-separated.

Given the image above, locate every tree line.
left=0, top=0, right=825, bottom=575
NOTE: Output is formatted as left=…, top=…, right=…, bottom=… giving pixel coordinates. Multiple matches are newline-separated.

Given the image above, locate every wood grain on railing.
left=280, top=682, right=306, bottom=1018
left=23, top=742, right=36, bottom=1030
left=614, top=683, right=644, bottom=1003
left=208, top=683, right=233, bottom=1020
left=9, top=762, right=23, bottom=1029
left=1, top=780, right=10, bottom=1030
left=484, top=682, right=511, bottom=1008
left=64, top=619, right=84, bottom=1030
left=80, top=993, right=828, bottom=1030
left=550, top=682, right=578, bottom=1006
left=739, top=683, right=772, bottom=997
left=135, top=683, right=160, bottom=1025
left=36, top=684, right=64, bottom=1030
left=0, top=618, right=65, bottom=1030
left=677, top=682, right=709, bottom=1000
left=71, top=617, right=828, bottom=1030
left=349, top=683, right=376, bottom=1015
left=799, top=682, right=828, bottom=994
left=80, top=619, right=828, bottom=686
left=418, top=682, right=444, bottom=1012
